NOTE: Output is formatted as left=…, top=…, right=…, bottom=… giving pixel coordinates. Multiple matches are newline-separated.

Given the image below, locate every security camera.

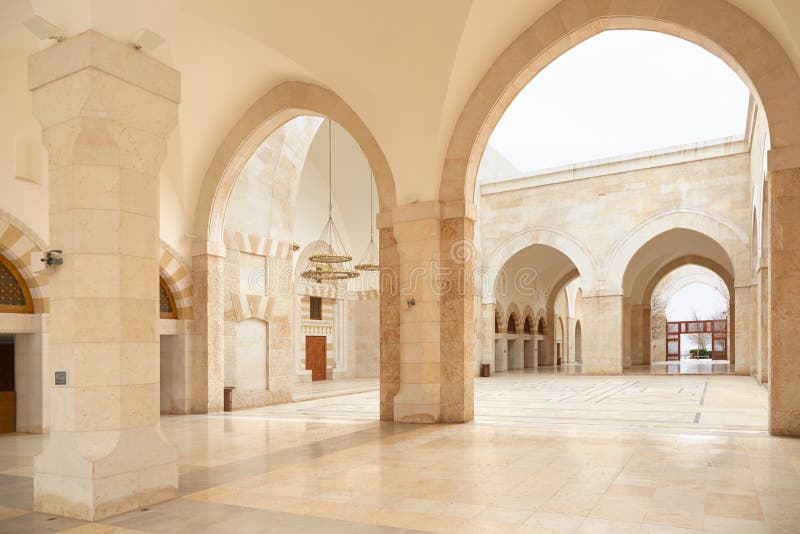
left=42, top=250, right=63, bottom=267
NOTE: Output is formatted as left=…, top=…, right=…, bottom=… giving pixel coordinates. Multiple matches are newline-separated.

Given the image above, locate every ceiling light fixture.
left=301, top=120, right=359, bottom=283
left=355, top=171, right=379, bottom=272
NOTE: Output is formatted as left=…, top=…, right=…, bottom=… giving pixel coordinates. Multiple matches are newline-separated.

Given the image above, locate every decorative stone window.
left=507, top=315, right=516, bottom=334
left=0, top=254, right=33, bottom=314
left=524, top=317, right=532, bottom=334
left=309, top=296, right=322, bottom=320
left=537, top=318, right=546, bottom=335
left=159, top=277, right=177, bottom=319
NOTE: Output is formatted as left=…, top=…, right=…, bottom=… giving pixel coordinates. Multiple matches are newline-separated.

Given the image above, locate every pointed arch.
left=440, top=0, right=800, bottom=206
left=159, top=241, right=193, bottom=320
left=195, top=82, right=397, bottom=246
left=506, top=302, right=522, bottom=334
left=486, top=227, right=599, bottom=298
left=522, top=305, right=535, bottom=334
left=606, top=209, right=748, bottom=292
left=0, top=212, right=48, bottom=314
left=494, top=302, right=505, bottom=333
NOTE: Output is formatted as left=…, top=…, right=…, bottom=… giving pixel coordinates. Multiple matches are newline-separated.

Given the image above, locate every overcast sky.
left=666, top=283, right=728, bottom=321
left=485, top=30, right=751, bottom=176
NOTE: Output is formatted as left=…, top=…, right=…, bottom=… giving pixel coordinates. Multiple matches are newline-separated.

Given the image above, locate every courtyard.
left=1, top=374, right=795, bottom=533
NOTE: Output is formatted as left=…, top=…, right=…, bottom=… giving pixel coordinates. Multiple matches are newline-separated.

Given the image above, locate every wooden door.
left=305, top=336, right=327, bottom=381
left=0, top=341, right=15, bottom=433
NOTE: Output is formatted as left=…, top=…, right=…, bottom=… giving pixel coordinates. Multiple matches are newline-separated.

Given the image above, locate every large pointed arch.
left=195, top=82, right=397, bottom=246
left=0, top=211, right=48, bottom=314
left=486, top=227, right=599, bottom=297
left=605, top=209, right=748, bottom=292
left=439, top=1, right=800, bottom=206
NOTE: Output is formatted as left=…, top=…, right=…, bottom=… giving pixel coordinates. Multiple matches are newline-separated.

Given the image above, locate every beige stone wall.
left=480, top=138, right=756, bottom=373
left=354, top=297, right=380, bottom=378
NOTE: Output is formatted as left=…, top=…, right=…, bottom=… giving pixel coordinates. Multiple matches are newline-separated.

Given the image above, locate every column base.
left=34, top=427, right=177, bottom=521
left=393, top=384, right=441, bottom=423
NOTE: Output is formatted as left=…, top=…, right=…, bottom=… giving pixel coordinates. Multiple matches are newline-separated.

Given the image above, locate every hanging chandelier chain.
left=328, top=119, right=333, bottom=216
left=301, top=117, right=360, bottom=282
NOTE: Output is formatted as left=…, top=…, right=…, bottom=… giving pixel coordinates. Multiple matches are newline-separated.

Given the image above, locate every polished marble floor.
left=292, top=377, right=379, bottom=402
left=624, top=360, right=736, bottom=375
left=1, top=374, right=797, bottom=533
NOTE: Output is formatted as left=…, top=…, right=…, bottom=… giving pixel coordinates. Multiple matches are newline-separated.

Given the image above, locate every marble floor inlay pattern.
left=0, top=374, right=796, bottom=533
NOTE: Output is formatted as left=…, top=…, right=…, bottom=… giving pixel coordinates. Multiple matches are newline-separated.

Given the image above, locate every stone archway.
left=486, top=227, right=599, bottom=298
left=159, top=241, right=192, bottom=321
left=439, top=1, right=800, bottom=207
left=191, top=82, right=401, bottom=416
left=606, top=209, right=749, bottom=291
left=639, top=256, right=734, bottom=368
left=195, top=82, right=397, bottom=246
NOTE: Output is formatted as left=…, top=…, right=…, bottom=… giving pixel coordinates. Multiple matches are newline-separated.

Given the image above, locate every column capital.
left=768, top=146, right=800, bottom=172
left=191, top=240, right=227, bottom=259
left=29, top=30, right=180, bottom=104
left=377, top=200, right=477, bottom=228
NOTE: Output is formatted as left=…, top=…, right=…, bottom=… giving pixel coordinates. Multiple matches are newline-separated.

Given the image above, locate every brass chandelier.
left=301, top=120, right=360, bottom=283
left=355, top=171, right=379, bottom=271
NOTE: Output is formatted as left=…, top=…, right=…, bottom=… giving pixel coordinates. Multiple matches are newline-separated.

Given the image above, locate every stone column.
left=440, top=216, right=474, bottom=422
left=630, top=304, right=644, bottom=365
left=733, top=285, right=752, bottom=376
left=581, top=294, right=623, bottom=374
left=622, top=298, right=632, bottom=369
left=379, top=226, right=401, bottom=421
left=757, top=262, right=769, bottom=383
left=480, top=302, right=495, bottom=369
left=642, top=307, right=651, bottom=364
left=391, top=215, right=442, bottom=423
left=30, top=31, right=179, bottom=520
left=191, top=242, right=226, bottom=413
left=564, top=317, right=575, bottom=363
left=545, top=310, right=556, bottom=366
left=768, top=166, right=800, bottom=436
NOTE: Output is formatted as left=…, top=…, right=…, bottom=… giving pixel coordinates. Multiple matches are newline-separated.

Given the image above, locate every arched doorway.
left=194, top=82, right=399, bottom=418
left=574, top=321, right=582, bottom=364
left=622, top=228, right=740, bottom=374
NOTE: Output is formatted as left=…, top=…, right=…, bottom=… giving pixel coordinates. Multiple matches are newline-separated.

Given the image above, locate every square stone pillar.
left=191, top=242, right=226, bottom=413
left=30, top=31, right=180, bottom=519
left=768, top=166, right=800, bottom=436
left=622, top=298, right=632, bottom=368
left=757, top=264, right=769, bottom=383
left=567, top=317, right=575, bottom=362
left=480, top=303, right=495, bottom=368
left=392, top=216, right=442, bottom=423
left=545, top=310, right=556, bottom=366
left=581, top=294, right=623, bottom=374
left=733, top=285, right=753, bottom=376
left=630, top=304, right=644, bottom=365
left=379, top=226, right=401, bottom=421
left=440, top=216, right=474, bottom=422
left=641, top=306, right=651, bottom=364
left=380, top=204, right=475, bottom=424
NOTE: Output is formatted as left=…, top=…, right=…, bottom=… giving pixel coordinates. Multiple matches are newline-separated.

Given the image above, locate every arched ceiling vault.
left=2, top=0, right=800, bottom=254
